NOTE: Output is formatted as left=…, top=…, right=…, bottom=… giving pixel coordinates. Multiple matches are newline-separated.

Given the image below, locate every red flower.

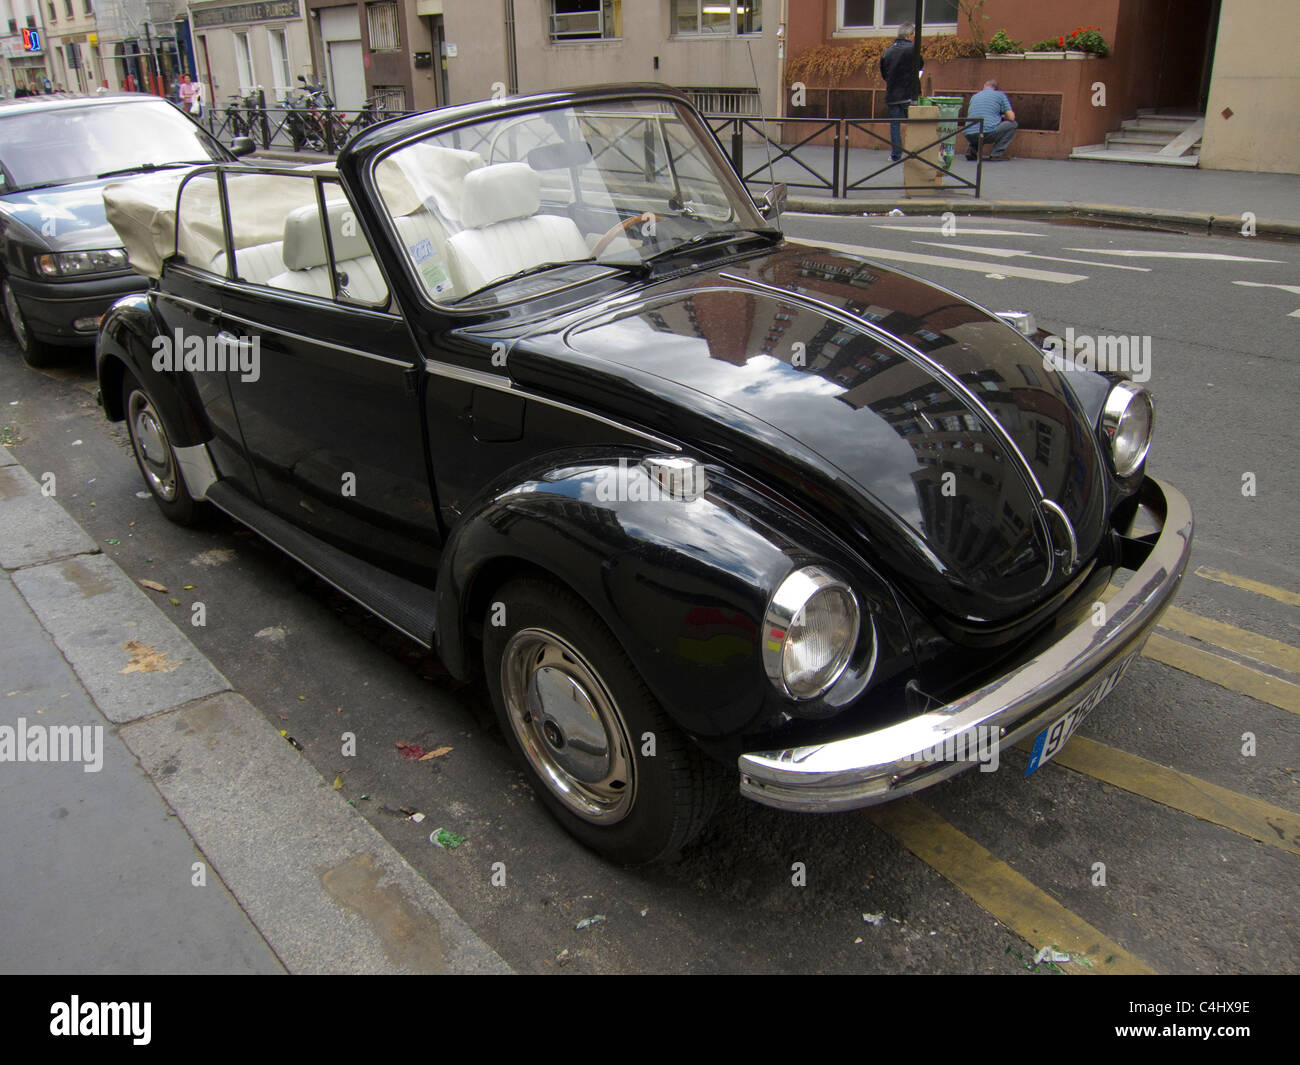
left=1058, top=35, right=1065, bottom=46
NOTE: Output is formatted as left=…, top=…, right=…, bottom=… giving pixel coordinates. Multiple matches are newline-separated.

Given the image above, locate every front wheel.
left=122, top=371, right=204, bottom=526
left=483, top=577, right=724, bottom=865
left=3, top=280, right=57, bottom=368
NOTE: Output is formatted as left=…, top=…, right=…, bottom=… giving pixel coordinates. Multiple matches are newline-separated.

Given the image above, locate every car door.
left=215, top=168, right=440, bottom=583
left=156, top=169, right=261, bottom=500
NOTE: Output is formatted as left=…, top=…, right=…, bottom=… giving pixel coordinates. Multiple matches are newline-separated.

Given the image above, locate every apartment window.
left=64, top=0, right=73, bottom=16
left=366, top=2, right=400, bottom=52
left=671, top=1, right=761, bottom=36
left=26, top=14, right=37, bottom=27
left=46, top=3, right=57, bottom=22
left=7, top=18, right=16, bottom=33
left=267, top=27, right=292, bottom=99
left=233, top=31, right=255, bottom=91
left=838, top=0, right=958, bottom=32
left=83, top=0, right=92, bottom=12
left=550, top=1, right=622, bottom=40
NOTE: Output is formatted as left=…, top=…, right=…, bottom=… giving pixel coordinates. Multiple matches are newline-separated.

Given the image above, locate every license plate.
left=1024, top=653, right=1136, bottom=777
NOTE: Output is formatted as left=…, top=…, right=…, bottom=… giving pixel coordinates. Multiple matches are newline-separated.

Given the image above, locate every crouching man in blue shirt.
left=965, top=80, right=1017, bottom=160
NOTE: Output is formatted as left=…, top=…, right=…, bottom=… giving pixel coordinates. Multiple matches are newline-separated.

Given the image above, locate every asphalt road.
left=2, top=215, right=1296, bottom=974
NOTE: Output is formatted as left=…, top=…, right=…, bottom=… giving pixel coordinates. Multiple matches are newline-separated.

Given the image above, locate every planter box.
left=1026, top=51, right=1066, bottom=59
left=985, top=52, right=1024, bottom=59
left=1065, top=50, right=1089, bottom=59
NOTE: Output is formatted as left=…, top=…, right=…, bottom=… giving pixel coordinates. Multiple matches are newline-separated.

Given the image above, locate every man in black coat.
left=880, top=22, right=918, bottom=162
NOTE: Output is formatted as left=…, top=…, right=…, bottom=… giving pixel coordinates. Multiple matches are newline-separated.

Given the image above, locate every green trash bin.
left=921, top=95, right=964, bottom=170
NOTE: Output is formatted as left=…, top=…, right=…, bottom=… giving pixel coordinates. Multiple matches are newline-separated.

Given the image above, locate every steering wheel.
left=591, top=213, right=662, bottom=258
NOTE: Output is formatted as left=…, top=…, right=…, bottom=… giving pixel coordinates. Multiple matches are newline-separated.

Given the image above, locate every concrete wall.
left=1200, top=0, right=1300, bottom=174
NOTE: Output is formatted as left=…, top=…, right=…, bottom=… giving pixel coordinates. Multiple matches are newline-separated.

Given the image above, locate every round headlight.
left=763, top=566, right=860, bottom=700
left=1100, top=382, right=1153, bottom=477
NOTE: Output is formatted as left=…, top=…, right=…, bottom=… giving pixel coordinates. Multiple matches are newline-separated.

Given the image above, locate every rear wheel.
left=3, top=280, right=57, bottom=368
left=122, top=371, right=204, bottom=526
left=484, top=577, right=725, bottom=865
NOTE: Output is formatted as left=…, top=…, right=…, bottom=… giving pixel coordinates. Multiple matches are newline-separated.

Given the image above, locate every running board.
left=206, top=482, right=438, bottom=648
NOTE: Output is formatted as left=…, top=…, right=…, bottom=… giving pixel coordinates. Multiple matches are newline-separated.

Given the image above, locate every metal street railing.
left=205, top=102, right=988, bottom=199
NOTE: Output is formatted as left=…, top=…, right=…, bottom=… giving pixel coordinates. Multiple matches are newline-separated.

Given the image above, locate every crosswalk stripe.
left=1192, top=566, right=1300, bottom=607
left=1159, top=605, right=1300, bottom=675
left=1024, top=736, right=1300, bottom=857
left=867, top=798, right=1156, bottom=974
left=1143, top=634, right=1300, bottom=714
left=913, top=240, right=1152, bottom=272
left=807, top=240, right=1088, bottom=284
left=1063, top=248, right=1284, bottom=263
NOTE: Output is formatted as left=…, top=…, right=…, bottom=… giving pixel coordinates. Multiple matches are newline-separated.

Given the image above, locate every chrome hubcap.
left=128, top=391, right=177, bottom=502
left=500, top=628, right=635, bottom=824
left=4, top=284, right=29, bottom=350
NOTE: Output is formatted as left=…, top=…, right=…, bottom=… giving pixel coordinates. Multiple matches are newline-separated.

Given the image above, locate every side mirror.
left=230, top=136, right=256, bottom=158
left=759, top=183, right=787, bottom=220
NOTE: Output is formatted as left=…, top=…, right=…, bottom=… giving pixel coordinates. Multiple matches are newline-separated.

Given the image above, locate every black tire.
left=3, top=279, right=58, bottom=368
left=483, top=577, right=725, bottom=865
left=121, top=371, right=204, bottom=526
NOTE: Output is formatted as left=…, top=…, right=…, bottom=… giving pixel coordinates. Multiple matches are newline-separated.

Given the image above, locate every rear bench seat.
left=266, top=200, right=389, bottom=306
left=211, top=242, right=285, bottom=284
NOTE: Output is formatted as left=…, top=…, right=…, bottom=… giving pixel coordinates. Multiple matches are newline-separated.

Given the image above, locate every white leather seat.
left=213, top=241, right=286, bottom=285
left=266, top=200, right=389, bottom=306
left=444, top=162, right=590, bottom=295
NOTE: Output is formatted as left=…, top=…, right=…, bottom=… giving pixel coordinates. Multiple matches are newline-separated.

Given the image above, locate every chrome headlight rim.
left=1100, top=381, right=1153, bottom=478
left=762, top=565, right=861, bottom=702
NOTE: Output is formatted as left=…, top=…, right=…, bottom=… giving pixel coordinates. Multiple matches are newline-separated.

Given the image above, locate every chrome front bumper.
left=738, top=477, right=1193, bottom=812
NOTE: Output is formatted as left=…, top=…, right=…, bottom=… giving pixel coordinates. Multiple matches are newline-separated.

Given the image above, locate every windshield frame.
left=363, top=91, right=776, bottom=314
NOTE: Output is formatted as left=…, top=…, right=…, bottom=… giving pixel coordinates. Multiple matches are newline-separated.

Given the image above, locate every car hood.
left=0, top=178, right=123, bottom=252
left=508, top=241, right=1109, bottom=624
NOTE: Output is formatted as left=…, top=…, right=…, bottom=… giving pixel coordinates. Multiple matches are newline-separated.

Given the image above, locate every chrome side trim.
left=172, top=443, right=218, bottom=501
left=737, top=476, right=1192, bottom=812
left=154, top=291, right=411, bottom=368
left=424, top=361, right=681, bottom=452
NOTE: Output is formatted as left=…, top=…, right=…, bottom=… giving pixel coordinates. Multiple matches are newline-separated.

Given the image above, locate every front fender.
left=95, top=293, right=211, bottom=446
left=435, top=449, right=912, bottom=742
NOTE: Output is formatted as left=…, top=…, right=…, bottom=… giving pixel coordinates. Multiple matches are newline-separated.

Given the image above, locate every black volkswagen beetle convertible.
left=95, top=85, right=1192, bottom=864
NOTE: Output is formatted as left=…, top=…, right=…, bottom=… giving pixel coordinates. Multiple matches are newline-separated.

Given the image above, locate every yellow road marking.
left=867, top=798, right=1156, bottom=974
left=1193, top=567, right=1300, bottom=608
left=1024, top=736, right=1300, bottom=858
left=1144, top=634, right=1300, bottom=715
left=1159, top=605, right=1300, bottom=675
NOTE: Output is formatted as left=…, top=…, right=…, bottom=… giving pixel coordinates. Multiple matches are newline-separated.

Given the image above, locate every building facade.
left=187, top=0, right=311, bottom=105
left=297, top=1, right=779, bottom=116
left=41, top=0, right=100, bottom=92
left=1, top=0, right=52, bottom=94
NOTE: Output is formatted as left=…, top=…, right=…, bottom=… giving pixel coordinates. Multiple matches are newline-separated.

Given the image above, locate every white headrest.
left=459, top=163, right=540, bottom=229
left=282, top=199, right=371, bottom=271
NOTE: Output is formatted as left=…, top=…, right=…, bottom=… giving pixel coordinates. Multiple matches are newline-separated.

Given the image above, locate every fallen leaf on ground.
left=332, top=774, right=344, bottom=790
left=418, top=746, right=452, bottom=761
left=120, top=640, right=178, bottom=674
left=139, top=579, right=168, bottom=592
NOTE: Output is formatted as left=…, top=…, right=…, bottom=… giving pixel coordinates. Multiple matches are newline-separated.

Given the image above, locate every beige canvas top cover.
left=101, top=160, right=423, bottom=280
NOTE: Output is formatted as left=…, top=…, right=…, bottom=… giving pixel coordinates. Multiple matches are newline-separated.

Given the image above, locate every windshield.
left=372, top=98, right=773, bottom=305
left=0, top=101, right=225, bottom=191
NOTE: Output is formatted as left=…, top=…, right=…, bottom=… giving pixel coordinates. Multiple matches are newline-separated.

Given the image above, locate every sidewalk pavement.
left=0, top=445, right=510, bottom=974
left=253, top=142, right=1300, bottom=237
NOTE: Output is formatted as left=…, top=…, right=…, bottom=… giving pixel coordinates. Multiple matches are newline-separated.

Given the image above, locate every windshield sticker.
left=408, top=239, right=451, bottom=295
